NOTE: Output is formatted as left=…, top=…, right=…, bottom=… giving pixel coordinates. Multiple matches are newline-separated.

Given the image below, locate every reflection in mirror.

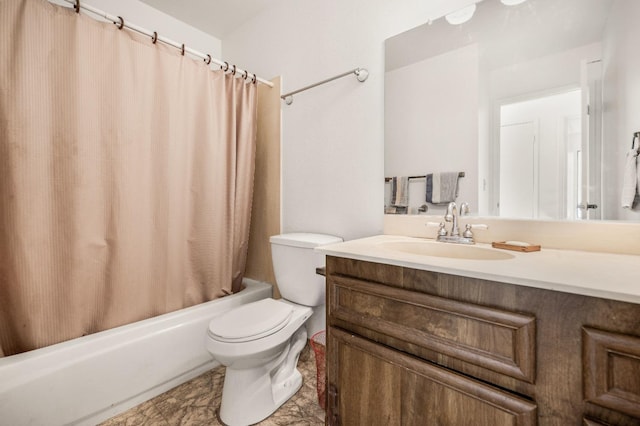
left=384, top=0, right=640, bottom=221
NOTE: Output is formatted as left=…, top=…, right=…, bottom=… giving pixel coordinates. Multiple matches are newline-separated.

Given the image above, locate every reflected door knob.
left=577, top=203, right=598, bottom=210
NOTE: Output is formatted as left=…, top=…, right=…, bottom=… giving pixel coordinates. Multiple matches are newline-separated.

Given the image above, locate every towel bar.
left=384, top=172, right=465, bottom=183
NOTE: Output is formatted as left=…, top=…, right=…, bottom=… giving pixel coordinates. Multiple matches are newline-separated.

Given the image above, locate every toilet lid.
left=208, top=298, right=294, bottom=343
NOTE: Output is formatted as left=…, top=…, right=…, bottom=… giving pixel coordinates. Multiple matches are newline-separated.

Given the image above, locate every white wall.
left=385, top=44, right=479, bottom=216
left=50, top=0, right=221, bottom=59
left=602, top=0, right=640, bottom=220
left=223, top=0, right=480, bottom=241
left=487, top=44, right=601, bottom=102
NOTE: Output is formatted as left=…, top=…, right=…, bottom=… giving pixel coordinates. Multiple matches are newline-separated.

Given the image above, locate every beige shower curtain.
left=0, top=0, right=258, bottom=356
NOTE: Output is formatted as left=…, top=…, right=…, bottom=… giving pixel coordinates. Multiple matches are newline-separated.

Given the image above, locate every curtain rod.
left=60, top=0, right=274, bottom=88
left=281, top=68, right=369, bottom=105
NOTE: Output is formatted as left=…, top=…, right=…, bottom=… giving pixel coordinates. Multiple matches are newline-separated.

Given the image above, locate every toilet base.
left=272, top=368, right=303, bottom=415
left=219, top=326, right=307, bottom=425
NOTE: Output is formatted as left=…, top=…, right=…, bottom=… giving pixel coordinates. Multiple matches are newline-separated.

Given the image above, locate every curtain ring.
left=221, top=61, right=229, bottom=72
left=181, top=44, right=185, bottom=56
left=204, top=54, right=212, bottom=65
left=231, top=65, right=236, bottom=75
left=74, top=0, right=80, bottom=13
left=115, top=16, right=124, bottom=30
left=252, top=73, right=257, bottom=84
left=151, top=31, right=158, bottom=44
left=241, top=70, right=248, bottom=80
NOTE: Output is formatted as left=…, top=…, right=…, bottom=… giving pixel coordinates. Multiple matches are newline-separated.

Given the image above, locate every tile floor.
left=100, top=343, right=325, bottom=426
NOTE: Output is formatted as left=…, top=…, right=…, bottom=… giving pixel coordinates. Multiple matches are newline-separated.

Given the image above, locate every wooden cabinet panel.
left=584, top=328, right=640, bottom=419
left=330, top=274, right=536, bottom=382
left=583, top=419, right=610, bottom=426
left=328, top=327, right=537, bottom=426
left=328, top=257, right=407, bottom=287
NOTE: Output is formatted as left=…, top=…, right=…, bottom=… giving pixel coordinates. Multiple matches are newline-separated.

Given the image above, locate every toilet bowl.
left=205, top=232, right=342, bottom=426
left=206, top=298, right=311, bottom=425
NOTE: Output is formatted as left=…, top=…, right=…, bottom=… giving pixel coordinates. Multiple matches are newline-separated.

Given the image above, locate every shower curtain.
left=0, top=0, right=258, bottom=356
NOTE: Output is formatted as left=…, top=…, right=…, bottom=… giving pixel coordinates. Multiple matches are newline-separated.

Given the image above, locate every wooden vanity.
left=324, top=255, right=640, bottom=425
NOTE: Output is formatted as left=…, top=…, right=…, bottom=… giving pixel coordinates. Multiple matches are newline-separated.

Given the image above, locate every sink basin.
left=380, top=241, right=515, bottom=260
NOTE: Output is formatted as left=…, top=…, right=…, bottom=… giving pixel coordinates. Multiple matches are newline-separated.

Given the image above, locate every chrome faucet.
left=445, top=202, right=460, bottom=237
left=437, top=202, right=484, bottom=244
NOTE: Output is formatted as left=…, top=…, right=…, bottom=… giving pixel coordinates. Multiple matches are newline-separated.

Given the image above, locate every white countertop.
left=316, top=235, right=640, bottom=305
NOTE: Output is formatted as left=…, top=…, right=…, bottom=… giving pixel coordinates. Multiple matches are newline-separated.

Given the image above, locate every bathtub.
left=0, top=279, right=272, bottom=426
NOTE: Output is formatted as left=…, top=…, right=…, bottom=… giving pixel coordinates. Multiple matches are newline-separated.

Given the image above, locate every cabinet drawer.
left=583, top=327, right=640, bottom=419
left=329, top=274, right=536, bottom=382
left=329, top=327, right=537, bottom=426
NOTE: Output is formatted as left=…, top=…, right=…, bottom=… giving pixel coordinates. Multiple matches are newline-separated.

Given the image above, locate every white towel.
left=621, top=137, right=639, bottom=208
left=428, top=172, right=460, bottom=204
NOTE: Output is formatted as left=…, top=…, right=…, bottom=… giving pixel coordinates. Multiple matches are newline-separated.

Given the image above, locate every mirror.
left=384, top=0, right=640, bottom=221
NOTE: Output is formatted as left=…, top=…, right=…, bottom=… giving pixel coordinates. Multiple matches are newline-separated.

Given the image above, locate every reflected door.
left=499, top=122, right=537, bottom=218
left=578, top=60, right=603, bottom=220
left=499, top=89, right=582, bottom=219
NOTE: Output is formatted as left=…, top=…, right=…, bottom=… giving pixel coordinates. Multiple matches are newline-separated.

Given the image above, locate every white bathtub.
left=0, top=279, right=272, bottom=426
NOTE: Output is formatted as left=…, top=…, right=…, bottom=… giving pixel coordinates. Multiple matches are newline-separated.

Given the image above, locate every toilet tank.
left=270, top=233, right=343, bottom=307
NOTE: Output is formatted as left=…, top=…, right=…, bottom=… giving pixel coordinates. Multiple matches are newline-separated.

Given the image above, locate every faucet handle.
left=426, top=222, right=448, bottom=237
left=469, top=223, right=488, bottom=230
left=462, top=223, right=488, bottom=238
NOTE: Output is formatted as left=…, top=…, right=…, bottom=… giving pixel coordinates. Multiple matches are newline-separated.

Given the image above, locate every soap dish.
left=491, top=241, right=541, bottom=252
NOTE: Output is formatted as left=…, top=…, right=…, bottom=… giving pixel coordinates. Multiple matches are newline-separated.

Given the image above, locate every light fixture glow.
left=445, top=4, right=477, bottom=25
left=501, top=0, right=527, bottom=5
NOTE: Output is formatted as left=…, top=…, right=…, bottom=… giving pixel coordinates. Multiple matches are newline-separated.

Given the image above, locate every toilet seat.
left=208, top=298, right=293, bottom=343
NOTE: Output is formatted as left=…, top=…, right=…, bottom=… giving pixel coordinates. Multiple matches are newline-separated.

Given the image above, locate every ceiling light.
left=501, top=0, right=527, bottom=5
left=445, top=4, right=477, bottom=25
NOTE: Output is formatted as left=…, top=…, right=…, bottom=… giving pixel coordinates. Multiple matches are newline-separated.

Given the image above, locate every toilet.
left=205, top=232, right=342, bottom=425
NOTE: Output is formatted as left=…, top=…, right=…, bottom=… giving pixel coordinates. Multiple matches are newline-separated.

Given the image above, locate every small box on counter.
left=491, top=241, right=541, bottom=252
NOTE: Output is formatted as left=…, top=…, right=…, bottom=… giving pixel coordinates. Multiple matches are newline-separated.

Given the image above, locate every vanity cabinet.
left=325, top=256, right=640, bottom=426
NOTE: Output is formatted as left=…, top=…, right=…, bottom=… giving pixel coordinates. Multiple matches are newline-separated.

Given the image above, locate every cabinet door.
left=327, top=330, right=402, bottom=425
left=327, top=327, right=537, bottom=426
